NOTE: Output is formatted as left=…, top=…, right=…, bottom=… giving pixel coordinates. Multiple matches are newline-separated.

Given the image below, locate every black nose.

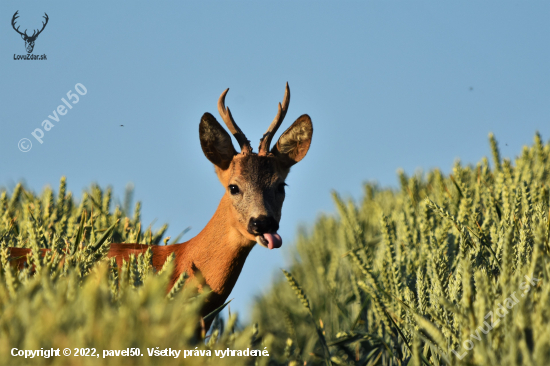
left=248, top=215, right=279, bottom=235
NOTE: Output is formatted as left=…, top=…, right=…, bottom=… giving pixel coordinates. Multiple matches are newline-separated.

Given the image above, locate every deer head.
left=12, top=11, right=49, bottom=54
left=199, top=83, right=313, bottom=249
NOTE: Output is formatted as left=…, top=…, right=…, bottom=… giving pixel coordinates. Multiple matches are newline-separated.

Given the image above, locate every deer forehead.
left=229, top=155, right=286, bottom=189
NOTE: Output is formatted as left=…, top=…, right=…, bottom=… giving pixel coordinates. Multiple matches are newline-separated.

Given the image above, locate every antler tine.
left=217, top=88, right=251, bottom=154
left=258, top=82, right=290, bottom=155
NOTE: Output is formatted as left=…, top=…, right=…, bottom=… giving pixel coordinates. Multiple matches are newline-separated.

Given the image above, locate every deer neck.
left=182, top=194, right=255, bottom=299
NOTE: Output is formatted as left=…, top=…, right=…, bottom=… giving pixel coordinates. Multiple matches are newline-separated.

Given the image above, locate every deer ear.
left=272, top=114, right=313, bottom=168
left=199, top=113, right=237, bottom=170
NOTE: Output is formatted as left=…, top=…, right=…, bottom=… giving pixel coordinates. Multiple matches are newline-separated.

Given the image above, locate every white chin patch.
left=256, top=235, right=269, bottom=248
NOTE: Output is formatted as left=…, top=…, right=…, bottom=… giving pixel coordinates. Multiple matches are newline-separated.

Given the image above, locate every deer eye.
left=278, top=183, right=287, bottom=194
left=229, top=185, right=240, bottom=195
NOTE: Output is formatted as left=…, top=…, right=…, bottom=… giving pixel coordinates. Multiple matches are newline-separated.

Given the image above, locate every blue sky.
left=1, top=2, right=549, bottom=321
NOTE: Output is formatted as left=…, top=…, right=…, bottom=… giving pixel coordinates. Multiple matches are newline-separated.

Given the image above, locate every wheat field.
left=1, top=133, right=549, bottom=365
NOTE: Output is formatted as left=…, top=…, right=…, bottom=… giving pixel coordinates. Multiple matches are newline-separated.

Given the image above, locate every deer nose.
left=248, top=215, right=279, bottom=235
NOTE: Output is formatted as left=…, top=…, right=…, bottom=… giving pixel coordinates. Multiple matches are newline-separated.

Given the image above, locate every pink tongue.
left=263, top=232, right=282, bottom=250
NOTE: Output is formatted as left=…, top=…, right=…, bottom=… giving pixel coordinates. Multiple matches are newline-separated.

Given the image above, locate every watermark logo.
left=18, top=138, right=32, bottom=153
left=451, top=274, right=540, bottom=360
left=18, top=83, right=87, bottom=152
left=12, top=11, right=48, bottom=60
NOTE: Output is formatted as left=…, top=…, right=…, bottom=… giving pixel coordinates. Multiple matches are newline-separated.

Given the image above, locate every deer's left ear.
left=272, top=114, right=313, bottom=168
left=199, top=113, right=237, bottom=170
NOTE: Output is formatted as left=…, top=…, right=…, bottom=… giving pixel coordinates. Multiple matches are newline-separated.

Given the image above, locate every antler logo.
left=11, top=11, right=49, bottom=54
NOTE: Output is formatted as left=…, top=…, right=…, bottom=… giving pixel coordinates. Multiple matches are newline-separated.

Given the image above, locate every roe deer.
left=8, top=83, right=313, bottom=330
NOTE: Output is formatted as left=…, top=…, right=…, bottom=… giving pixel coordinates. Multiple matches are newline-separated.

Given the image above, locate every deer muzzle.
left=248, top=216, right=282, bottom=250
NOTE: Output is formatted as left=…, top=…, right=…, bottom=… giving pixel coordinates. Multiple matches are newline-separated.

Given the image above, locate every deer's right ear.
left=272, top=114, right=313, bottom=169
left=199, top=113, right=237, bottom=170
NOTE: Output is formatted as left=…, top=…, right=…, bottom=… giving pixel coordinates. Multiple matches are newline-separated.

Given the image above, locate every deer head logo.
left=12, top=11, right=49, bottom=54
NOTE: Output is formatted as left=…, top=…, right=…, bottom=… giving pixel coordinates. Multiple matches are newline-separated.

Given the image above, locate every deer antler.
left=11, top=11, right=26, bottom=37
left=11, top=12, right=49, bottom=39
left=258, top=83, right=290, bottom=156
left=218, top=89, right=252, bottom=154
left=30, top=13, right=49, bottom=39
